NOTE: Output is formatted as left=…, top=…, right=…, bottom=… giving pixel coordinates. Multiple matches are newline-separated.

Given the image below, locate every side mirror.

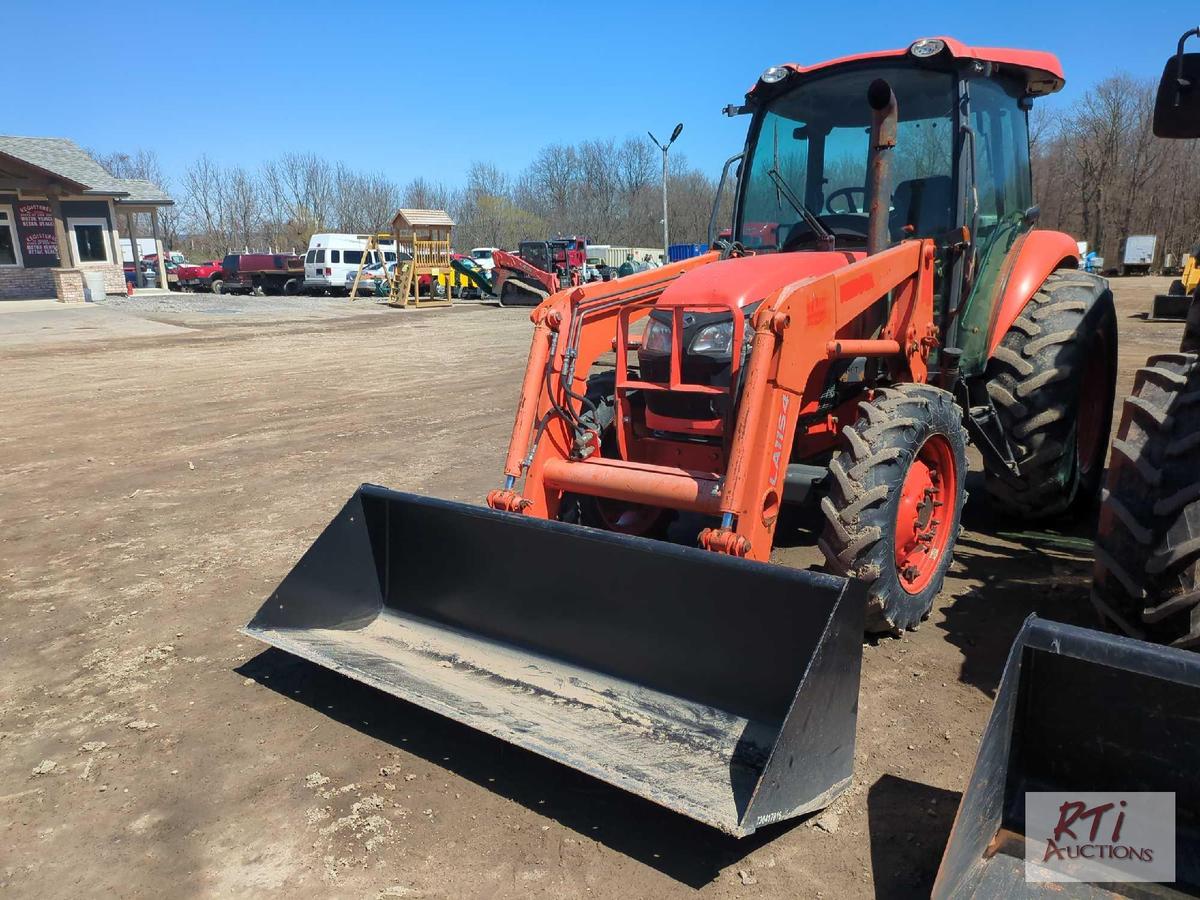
left=1154, top=38, right=1200, bottom=138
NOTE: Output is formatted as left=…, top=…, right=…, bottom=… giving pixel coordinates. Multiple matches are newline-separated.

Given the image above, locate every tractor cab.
left=729, top=37, right=1063, bottom=374
left=738, top=62, right=958, bottom=252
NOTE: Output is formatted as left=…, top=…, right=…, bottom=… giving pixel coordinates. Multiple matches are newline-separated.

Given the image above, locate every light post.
left=648, top=123, right=683, bottom=263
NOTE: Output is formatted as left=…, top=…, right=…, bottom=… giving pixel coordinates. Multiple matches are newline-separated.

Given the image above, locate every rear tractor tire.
left=1092, top=352, right=1200, bottom=648
left=983, top=270, right=1117, bottom=519
left=820, top=384, right=969, bottom=633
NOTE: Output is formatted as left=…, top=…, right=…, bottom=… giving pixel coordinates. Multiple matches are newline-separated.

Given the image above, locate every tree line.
left=99, top=139, right=724, bottom=260
left=1032, top=73, right=1197, bottom=266
left=101, top=70, right=1200, bottom=267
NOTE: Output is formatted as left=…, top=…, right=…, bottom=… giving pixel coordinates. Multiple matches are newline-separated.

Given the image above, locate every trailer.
left=1119, top=234, right=1157, bottom=275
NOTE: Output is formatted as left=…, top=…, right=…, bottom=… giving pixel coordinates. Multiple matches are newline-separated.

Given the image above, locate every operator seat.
left=890, top=176, right=953, bottom=240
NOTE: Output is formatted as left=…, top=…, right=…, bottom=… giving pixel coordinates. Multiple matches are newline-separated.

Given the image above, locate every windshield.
left=738, top=64, right=957, bottom=251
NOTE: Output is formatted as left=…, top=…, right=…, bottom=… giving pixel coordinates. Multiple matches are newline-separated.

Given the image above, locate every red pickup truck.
left=175, top=260, right=226, bottom=293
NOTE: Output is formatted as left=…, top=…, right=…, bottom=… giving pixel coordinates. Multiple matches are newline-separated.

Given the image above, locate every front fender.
left=985, top=230, right=1079, bottom=358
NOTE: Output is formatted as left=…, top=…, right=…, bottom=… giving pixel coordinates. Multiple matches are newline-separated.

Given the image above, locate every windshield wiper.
left=767, top=168, right=835, bottom=250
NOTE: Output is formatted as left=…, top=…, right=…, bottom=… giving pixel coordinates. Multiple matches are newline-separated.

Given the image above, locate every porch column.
left=150, top=207, right=167, bottom=288
left=126, top=211, right=144, bottom=288
left=50, top=196, right=73, bottom=267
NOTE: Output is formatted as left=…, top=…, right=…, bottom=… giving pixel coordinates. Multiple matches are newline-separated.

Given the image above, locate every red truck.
left=174, top=254, right=304, bottom=295
left=220, top=253, right=305, bottom=296
left=175, top=259, right=225, bottom=293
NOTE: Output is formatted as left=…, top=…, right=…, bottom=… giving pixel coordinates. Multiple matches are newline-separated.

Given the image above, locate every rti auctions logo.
left=1042, top=799, right=1150, bottom=863
left=1026, top=792, right=1175, bottom=883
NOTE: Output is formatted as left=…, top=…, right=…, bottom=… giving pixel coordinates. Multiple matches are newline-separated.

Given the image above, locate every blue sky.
left=6, top=1, right=1192, bottom=190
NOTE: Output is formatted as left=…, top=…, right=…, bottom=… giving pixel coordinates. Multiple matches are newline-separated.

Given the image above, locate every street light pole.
left=648, top=123, right=683, bottom=263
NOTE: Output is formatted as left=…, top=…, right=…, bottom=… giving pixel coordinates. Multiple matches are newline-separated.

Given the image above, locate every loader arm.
left=488, top=239, right=939, bottom=563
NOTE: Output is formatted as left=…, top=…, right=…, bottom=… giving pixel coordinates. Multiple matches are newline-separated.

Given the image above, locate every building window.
left=0, top=206, right=20, bottom=267
left=68, top=218, right=111, bottom=265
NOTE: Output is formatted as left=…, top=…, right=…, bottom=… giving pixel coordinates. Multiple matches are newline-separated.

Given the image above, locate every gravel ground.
left=0, top=275, right=1184, bottom=898
left=95, top=290, right=399, bottom=321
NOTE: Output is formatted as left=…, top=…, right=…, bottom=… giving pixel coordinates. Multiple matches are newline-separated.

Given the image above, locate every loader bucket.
left=1151, top=292, right=1191, bottom=320
left=933, top=616, right=1200, bottom=897
left=243, top=484, right=865, bottom=836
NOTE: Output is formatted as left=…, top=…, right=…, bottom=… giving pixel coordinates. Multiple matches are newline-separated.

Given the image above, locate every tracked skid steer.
left=246, top=37, right=1116, bottom=833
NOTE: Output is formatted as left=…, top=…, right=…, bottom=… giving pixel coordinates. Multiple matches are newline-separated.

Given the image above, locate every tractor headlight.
left=909, top=38, right=946, bottom=58
left=642, top=318, right=673, bottom=353
left=760, top=65, right=789, bottom=84
left=690, top=321, right=735, bottom=355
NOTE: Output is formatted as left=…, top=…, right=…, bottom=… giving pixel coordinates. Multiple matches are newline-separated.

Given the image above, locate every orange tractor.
left=246, top=37, right=1117, bottom=835
left=487, top=37, right=1116, bottom=631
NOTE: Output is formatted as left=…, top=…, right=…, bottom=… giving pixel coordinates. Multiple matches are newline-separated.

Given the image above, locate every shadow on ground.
left=867, top=774, right=960, bottom=899
left=237, top=647, right=798, bottom=889
left=939, top=472, right=1102, bottom=696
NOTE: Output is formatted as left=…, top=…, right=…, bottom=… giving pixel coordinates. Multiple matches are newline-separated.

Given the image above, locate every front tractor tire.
left=983, top=270, right=1117, bottom=518
left=820, top=384, right=969, bottom=634
left=1092, top=352, right=1200, bottom=648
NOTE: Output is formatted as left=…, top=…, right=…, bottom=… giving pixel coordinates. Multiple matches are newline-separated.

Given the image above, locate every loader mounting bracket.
left=960, top=379, right=1020, bottom=477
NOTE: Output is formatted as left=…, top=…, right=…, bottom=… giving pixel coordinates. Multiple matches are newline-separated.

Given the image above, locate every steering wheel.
left=826, top=187, right=866, bottom=215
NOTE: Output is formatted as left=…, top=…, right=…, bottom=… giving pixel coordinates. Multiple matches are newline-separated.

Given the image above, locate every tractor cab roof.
left=747, top=36, right=1064, bottom=101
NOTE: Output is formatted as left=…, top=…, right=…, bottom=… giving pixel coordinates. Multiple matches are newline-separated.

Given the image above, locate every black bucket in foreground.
left=1151, top=292, right=1191, bottom=321
left=243, top=484, right=865, bottom=836
left=934, top=616, right=1200, bottom=898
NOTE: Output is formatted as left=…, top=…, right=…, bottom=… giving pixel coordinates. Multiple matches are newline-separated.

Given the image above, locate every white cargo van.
left=304, top=233, right=396, bottom=295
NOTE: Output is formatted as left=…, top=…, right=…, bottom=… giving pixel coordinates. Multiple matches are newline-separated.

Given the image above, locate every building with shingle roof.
left=0, top=135, right=174, bottom=301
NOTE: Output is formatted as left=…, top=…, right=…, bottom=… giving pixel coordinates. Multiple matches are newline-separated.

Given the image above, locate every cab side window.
left=970, top=78, right=1032, bottom=240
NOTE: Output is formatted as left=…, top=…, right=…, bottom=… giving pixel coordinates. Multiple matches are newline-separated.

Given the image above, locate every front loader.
left=246, top=37, right=1116, bottom=834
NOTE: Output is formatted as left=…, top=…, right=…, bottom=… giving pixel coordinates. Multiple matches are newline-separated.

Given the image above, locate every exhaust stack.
left=866, top=78, right=897, bottom=256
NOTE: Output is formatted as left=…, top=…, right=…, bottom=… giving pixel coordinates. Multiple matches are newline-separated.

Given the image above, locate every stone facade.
left=51, top=268, right=86, bottom=303
left=98, top=264, right=125, bottom=294
left=0, top=264, right=123, bottom=300
left=0, top=266, right=56, bottom=299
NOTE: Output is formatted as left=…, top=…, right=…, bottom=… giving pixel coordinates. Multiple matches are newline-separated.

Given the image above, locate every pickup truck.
left=175, top=260, right=226, bottom=293
left=220, top=253, right=305, bottom=296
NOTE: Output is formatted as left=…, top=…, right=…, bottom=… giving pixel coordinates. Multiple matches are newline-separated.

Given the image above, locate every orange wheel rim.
left=894, top=434, right=956, bottom=595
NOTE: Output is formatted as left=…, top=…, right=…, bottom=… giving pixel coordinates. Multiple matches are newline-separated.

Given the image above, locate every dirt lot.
left=0, top=278, right=1183, bottom=898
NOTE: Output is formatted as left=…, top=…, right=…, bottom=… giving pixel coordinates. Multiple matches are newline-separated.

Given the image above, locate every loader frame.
left=488, top=45, right=1090, bottom=565
left=487, top=239, right=938, bottom=562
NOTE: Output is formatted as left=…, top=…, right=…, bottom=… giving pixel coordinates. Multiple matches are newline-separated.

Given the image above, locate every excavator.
left=246, top=38, right=1120, bottom=836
